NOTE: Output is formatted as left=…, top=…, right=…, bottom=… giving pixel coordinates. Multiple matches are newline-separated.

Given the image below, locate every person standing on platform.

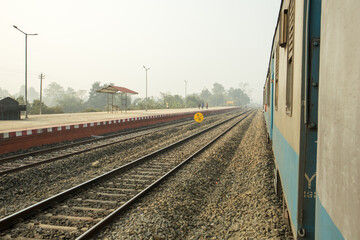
left=206, top=102, right=208, bottom=109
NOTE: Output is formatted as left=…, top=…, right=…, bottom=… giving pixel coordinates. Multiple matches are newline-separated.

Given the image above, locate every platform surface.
left=0, top=107, right=232, bottom=133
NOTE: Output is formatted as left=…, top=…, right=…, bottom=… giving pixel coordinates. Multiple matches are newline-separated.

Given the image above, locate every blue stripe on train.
left=315, top=195, right=344, bottom=240
left=273, top=124, right=299, bottom=232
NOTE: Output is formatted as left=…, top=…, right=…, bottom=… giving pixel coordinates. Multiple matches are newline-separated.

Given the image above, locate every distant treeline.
left=0, top=82, right=250, bottom=114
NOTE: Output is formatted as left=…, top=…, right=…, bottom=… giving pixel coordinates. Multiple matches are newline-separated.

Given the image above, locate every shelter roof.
left=0, top=97, right=20, bottom=106
left=96, top=85, right=138, bottom=95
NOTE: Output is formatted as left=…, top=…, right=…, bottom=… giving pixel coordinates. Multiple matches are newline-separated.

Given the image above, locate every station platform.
left=0, top=107, right=236, bottom=155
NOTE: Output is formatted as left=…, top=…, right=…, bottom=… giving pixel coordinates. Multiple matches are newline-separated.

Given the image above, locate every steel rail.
left=0, top=110, right=252, bottom=235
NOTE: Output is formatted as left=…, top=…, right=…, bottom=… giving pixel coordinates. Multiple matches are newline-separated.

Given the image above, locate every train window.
left=288, top=0, right=295, bottom=59
left=275, top=45, right=279, bottom=110
left=279, top=9, right=288, bottom=47
left=285, top=0, right=295, bottom=116
left=286, top=57, right=293, bottom=115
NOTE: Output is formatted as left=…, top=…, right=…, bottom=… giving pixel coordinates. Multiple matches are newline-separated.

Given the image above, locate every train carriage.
left=263, top=0, right=359, bottom=239
left=263, top=0, right=360, bottom=239
left=264, top=0, right=321, bottom=238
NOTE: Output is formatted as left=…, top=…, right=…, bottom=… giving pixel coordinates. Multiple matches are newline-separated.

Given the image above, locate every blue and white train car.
left=264, top=0, right=321, bottom=238
left=263, top=0, right=359, bottom=239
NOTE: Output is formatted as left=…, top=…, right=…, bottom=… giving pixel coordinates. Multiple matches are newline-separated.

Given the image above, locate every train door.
left=298, top=0, right=321, bottom=239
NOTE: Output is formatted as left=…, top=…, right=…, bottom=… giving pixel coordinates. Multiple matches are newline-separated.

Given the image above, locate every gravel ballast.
left=99, top=110, right=293, bottom=239
left=0, top=113, right=236, bottom=219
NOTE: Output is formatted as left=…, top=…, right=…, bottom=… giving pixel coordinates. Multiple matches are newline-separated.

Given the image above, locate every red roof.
left=96, top=85, right=138, bottom=95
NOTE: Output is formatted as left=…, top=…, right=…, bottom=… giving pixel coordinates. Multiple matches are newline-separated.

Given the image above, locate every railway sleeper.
left=98, top=186, right=137, bottom=192
left=57, top=206, right=114, bottom=213
left=42, top=214, right=101, bottom=222
left=121, top=174, right=156, bottom=179
left=135, top=167, right=163, bottom=172
left=23, top=222, right=88, bottom=232
left=105, top=182, right=141, bottom=188
left=72, top=198, right=118, bottom=205
left=95, top=192, right=128, bottom=198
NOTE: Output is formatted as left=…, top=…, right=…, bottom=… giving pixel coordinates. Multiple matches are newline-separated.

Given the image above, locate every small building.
left=0, top=97, right=26, bottom=120
left=226, top=100, right=234, bottom=106
left=96, top=85, right=138, bottom=113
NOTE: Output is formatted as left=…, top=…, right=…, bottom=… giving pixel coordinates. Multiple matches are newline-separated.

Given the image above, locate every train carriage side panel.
left=316, top=0, right=360, bottom=239
left=271, top=0, right=306, bottom=237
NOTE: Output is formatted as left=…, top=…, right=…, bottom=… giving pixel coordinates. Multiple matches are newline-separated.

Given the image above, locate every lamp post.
left=13, top=25, right=38, bottom=119
left=184, top=80, right=187, bottom=108
left=143, top=66, right=150, bottom=111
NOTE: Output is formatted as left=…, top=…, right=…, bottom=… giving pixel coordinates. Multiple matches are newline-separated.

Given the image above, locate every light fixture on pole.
left=13, top=25, right=38, bottom=119
left=143, top=65, right=150, bottom=111
left=184, top=80, right=187, bottom=109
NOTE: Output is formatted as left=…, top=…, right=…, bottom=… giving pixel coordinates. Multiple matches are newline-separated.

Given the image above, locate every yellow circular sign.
left=194, top=112, right=204, bottom=123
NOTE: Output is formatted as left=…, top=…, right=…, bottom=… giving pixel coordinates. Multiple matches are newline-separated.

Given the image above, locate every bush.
left=81, top=108, right=102, bottom=112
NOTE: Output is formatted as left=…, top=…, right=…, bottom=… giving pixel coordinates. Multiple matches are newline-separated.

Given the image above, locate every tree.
left=56, top=87, right=85, bottom=113
left=77, top=89, right=88, bottom=102
left=85, top=82, right=107, bottom=110
left=186, top=94, right=203, bottom=108
left=29, top=99, right=64, bottom=114
left=28, top=87, right=39, bottom=103
left=200, top=88, right=212, bottom=104
left=131, top=97, right=163, bottom=110
left=0, top=87, right=11, bottom=99
left=227, top=87, right=250, bottom=106
left=160, top=92, right=184, bottom=108
left=15, top=95, right=25, bottom=105
left=131, top=98, right=144, bottom=110
left=211, top=83, right=226, bottom=106
left=43, top=82, right=65, bottom=107
left=28, top=99, right=44, bottom=114
left=15, top=85, right=25, bottom=99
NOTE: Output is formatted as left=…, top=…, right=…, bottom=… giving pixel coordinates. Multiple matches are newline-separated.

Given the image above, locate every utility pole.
left=38, top=73, right=45, bottom=115
left=13, top=25, right=38, bottom=118
left=143, top=66, right=150, bottom=111
left=184, top=80, right=187, bottom=108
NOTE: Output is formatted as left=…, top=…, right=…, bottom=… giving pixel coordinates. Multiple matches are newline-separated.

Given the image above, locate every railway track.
left=0, top=110, right=240, bottom=221
left=0, top=111, right=231, bottom=176
left=0, top=110, right=254, bottom=239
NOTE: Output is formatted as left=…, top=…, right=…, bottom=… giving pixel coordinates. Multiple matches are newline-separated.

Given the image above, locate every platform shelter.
left=96, top=85, right=138, bottom=113
left=0, top=97, right=26, bottom=120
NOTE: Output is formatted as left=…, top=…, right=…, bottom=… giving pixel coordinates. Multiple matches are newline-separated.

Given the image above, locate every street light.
left=143, top=65, right=150, bottom=111
left=13, top=25, right=38, bottom=119
left=184, top=80, right=187, bottom=108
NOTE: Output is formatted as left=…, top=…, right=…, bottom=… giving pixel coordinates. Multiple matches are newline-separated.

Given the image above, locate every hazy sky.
left=0, top=0, right=280, bottom=103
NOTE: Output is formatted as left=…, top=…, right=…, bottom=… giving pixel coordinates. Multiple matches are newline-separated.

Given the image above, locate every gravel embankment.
left=100, top=110, right=293, bottom=239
